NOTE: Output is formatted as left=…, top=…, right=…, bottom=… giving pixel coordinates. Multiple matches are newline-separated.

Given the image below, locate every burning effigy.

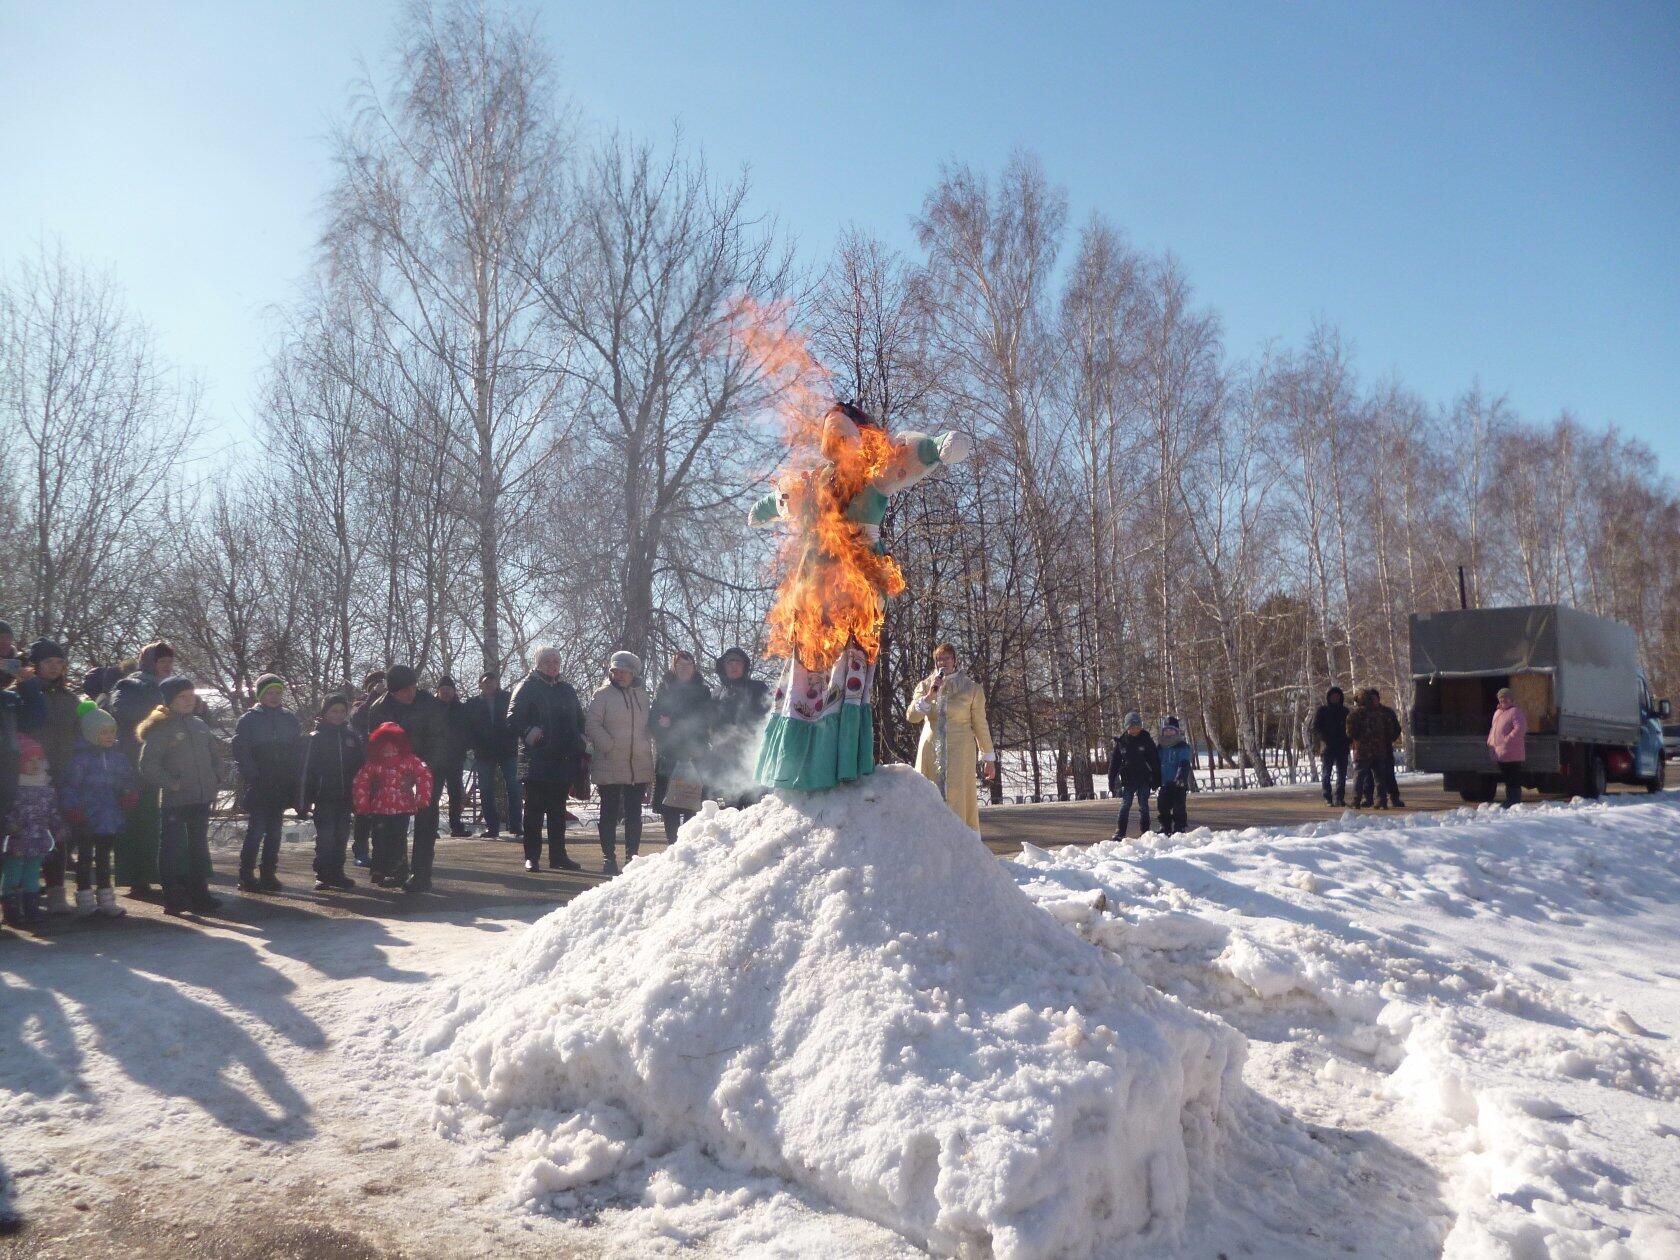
left=736, top=309, right=971, bottom=792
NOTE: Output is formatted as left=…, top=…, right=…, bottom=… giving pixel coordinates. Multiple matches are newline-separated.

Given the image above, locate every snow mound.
left=418, top=766, right=1244, bottom=1259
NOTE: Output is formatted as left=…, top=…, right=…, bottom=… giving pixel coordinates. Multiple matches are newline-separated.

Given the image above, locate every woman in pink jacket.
left=1487, top=687, right=1528, bottom=807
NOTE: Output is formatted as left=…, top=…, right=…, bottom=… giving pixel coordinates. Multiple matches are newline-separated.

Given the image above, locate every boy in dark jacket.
left=711, top=647, right=769, bottom=808
left=136, top=676, right=223, bottom=916
left=231, top=673, right=304, bottom=893
left=1156, top=717, right=1195, bottom=837
left=352, top=722, right=433, bottom=890
left=435, top=676, right=472, bottom=837
left=298, top=694, right=365, bottom=891
left=651, top=651, right=712, bottom=842
left=59, top=707, right=138, bottom=916
left=1107, top=711, right=1160, bottom=840
left=1313, top=686, right=1351, bottom=807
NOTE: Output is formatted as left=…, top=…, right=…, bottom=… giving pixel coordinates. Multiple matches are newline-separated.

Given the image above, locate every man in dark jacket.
left=1347, top=688, right=1405, bottom=810
left=105, top=640, right=175, bottom=895
left=1313, top=686, right=1352, bottom=807
left=231, top=673, right=304, bottom=892
left=711, top=647, right=769, bottom=809
left=434, top=675, right=472, bottom=837
left=464, top=671, right=521, bottom=839
left=507, top=648, right=586, bottom=872
left=1107, top=711, right=1160, bottom=839
left=361, top=664, right=447, bottom=891
left=651, top=651, right=712, bottom=842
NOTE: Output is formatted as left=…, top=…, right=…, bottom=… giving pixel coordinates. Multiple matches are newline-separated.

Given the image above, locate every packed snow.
left=418, top=767, right=1244, bottom=1259
left=3, top=779, right=1678, bottom=1257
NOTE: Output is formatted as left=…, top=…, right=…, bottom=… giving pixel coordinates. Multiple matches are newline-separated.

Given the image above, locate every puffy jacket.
left=1346, top=696, right=1400, bottom=762
left=1312, top=692, right=1351, bottom=756
left=299, top=722, right=366, bottom=811
left=352, top=724, right=434, bottom=816
left=136, top=708, right=224, bottom=808
left=5, top=781, right=61, bottom=860
left=232, top=704, right=305, bottom=807
left=507, top=671, right=587, bottom=786
left=1108, top=729, right=1160, bottom=791
left=108, top=671, right=164, bottom=759
left=360, top=690, right=447, bottom=770
left=59, top=742, right=138, bottom=835
left=37, top=675, right=81, bottom=781
left=1158, top=736, right=1195, bottom=788
left=1488, top=704, right=1527, bottom=763
left=651, top=674, right=712, bottom=774
left=585, top=680, right=655, bottom=786
left=712, top=649, right=769, bottom=739
left=463, top=689, right=518, bottom=758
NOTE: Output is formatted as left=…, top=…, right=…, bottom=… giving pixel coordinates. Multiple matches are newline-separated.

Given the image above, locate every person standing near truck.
left=1347, top=688, right=1404, bottom=809
left=1487, top=688, right=1527, bottom=807
left=1313, top=687, right=1351, bottom=807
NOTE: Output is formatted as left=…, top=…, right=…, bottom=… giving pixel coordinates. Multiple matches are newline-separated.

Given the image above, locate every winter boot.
left=96, top=888, right=128, bottom=918
left=257, top=871, right=283, bottom=894
left=188, top=883, right=221, bottom=913
left=402, top=873, right=431, bottom=894
left=1, top=893, right=21, bottom=928
left=162, top=885, right=188, bottom=916
left=601, top=852, right=620, bottom=876
left=44, top=885, right=71, bottom=915
left=549, top=853, right=580, bottom=872
left=22, top=893, right=45, bottom=924
left=74, top=888, right=97, bottom=916
left=328, top=870, right=355, bottom=889
left=237, top=871, right=262, bottom=893
left=127, top=881, right=156, bottom=899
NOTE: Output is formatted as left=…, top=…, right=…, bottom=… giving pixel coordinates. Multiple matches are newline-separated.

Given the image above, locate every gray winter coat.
left=585, top=680, right=655, bottom=786
left=137, top=708, right=225, bottom=808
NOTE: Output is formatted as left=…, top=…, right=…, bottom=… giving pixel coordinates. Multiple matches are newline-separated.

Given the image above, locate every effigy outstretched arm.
left=871, top=430, right=973, bottom=497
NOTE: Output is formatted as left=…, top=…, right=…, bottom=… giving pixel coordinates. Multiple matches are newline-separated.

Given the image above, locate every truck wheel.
left=1648, top=759, right=1666, bottom=794
left=1582, top=753, right=1607, bottom=799
left=1460, top=778, right=1498, bottom=804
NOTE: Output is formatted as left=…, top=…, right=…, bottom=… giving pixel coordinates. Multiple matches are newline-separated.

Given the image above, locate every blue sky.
left=3, top=1, right=1677, bottom=471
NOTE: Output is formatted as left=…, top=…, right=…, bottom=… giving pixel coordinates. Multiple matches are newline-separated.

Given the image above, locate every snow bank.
left=417, top=766, right=1243, bottom=1259
left=1009, top=795, right=1680, bottom=1258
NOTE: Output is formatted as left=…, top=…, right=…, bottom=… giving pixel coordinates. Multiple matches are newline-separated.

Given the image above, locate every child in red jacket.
left=352, top=722, right=433, bottom=890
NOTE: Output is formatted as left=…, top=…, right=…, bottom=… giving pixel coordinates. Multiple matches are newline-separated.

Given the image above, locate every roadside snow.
left=1011, top=795, right=1680, bottom=1258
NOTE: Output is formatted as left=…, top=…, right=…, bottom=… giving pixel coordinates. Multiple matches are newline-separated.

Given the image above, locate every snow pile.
left=1010, top=796, right=1680, bottom=1258
left=417, top=766, right=1243, bottom=1259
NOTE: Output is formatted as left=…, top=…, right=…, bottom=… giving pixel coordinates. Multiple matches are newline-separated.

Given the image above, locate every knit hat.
left=1124, top=711, right=1142, bottom=729
left=254, top=672, right=286, bottom=699
left=320, top=692, right=352, bottom=715
left=437, top=674, right=456, bottom=689
left=16, top=735, right=45, bottom=774
left=1496, top=687, right=1514, bottom=701
left=609, top=651, right=643, bottom=678
left=159, top=675, right=196, bottom=706
left=0, top=620, right=11, bottom=637
left=80, top=707, right=117, bottom=742
left=1161, top=715, right=1182, bottom=734
left=385, top=664, right=419, bottom=693
left=27, top=638, right=66, bottom=665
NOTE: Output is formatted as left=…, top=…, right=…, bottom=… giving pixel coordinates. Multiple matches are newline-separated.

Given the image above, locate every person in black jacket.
left=1312, top=686, right=1352, bottom=807
left=297, top=694, right=365, bottom=890
left=650, top=651, right=712, bottom=842
left=360, top=664, right=447, bottom=891
left=231, top=673, right=304, bottom=893
left=434, top=675, right=472, bottom=837
left=711, top=647, right=769, bottom=809
left=1106, top=711, right=1159, bottom=839
left=464, top=671, right=522, bottom=839
left=507, top=647, right=587, bottom=872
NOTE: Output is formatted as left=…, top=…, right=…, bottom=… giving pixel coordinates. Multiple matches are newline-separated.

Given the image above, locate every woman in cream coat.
left=908, top=643, right=995, bottom=830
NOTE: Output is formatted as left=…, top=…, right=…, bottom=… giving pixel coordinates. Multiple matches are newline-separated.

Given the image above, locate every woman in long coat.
left=907, top=643, right=995, bottom=830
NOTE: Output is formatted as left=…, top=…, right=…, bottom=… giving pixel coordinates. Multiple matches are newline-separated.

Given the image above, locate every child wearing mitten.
left=59, top=707, right=138, bottom=916
left=2, top=737, right=62, bottom=926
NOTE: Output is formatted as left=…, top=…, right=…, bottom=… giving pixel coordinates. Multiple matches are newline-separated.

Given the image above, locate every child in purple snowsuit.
left=59, top=707, right=138, bottom=916
left=2, top=736, right=63, bottom=926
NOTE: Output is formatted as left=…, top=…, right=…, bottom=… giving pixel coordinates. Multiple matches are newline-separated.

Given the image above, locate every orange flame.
left=732, top=300, right=905, bottom=672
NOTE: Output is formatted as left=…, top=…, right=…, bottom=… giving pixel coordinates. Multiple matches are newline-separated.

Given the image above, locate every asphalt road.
left=12, top=774, right=1614, bottom=938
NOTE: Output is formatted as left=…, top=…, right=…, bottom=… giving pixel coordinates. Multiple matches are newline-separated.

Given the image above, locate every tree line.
left=3, top=0, right=1675, bottom=801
